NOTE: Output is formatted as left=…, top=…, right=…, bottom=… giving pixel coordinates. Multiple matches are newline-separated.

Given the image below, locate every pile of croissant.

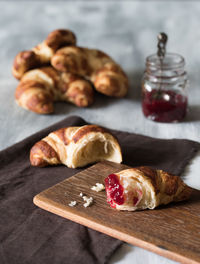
left=12, top=29, right=129, bottom=114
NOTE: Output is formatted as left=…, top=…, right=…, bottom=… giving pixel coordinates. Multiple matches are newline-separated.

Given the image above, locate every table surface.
left=0, top=1, right=200, bottom=264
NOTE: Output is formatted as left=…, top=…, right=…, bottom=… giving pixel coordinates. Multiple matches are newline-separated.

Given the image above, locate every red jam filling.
left=132, top=189, right=143, bottom=206
left=142, top=89, right=187, bottom=123
left=105, top=174, right=124, bottom=208
left=133, top=196, right=139, bottom=206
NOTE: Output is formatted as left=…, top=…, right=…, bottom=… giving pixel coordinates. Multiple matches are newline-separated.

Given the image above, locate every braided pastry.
left=51, top=47, right=128, bottom=97
left=105, top=167, right=192, bottom=211
left=12, top=29, right=76, bottom=80
left=15, top=67, right=94, bottom=114
left=30, top=125, right=122, bottom=168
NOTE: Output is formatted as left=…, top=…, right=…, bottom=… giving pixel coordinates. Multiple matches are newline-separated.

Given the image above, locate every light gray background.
left=0, top=1, right=199, bottom=264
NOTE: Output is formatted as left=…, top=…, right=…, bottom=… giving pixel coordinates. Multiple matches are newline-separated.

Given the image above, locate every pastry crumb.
left=91, top=183, right=105, bottom=192
left=68, top=201, right=77, bottom=207
left=83, top=196, right=93, bottom=207
left=79, top=192, right=84, bottom=197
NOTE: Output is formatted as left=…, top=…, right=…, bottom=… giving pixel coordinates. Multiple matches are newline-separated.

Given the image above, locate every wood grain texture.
left=33, top=161, right=200, bottom=264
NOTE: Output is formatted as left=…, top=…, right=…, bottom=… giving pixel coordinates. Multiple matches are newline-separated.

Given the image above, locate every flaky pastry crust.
left=51, top=47, right=128, bottom=97
left=105, top=167, right=192, bottom=211
left=30, top=125, right=122, bottom=168
left=12, top=29, right=76, bottom=80
left=15, top=67, right=94, bottom=114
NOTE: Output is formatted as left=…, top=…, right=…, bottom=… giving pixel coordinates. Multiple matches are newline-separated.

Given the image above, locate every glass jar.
left=142, top=53, right=189, bottom=123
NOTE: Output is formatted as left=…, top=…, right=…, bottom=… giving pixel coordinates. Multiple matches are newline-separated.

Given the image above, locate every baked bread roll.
left=15, top=67, right=94, bottom=114
left=12, top=29, right=76, bottom=80
left=51, top=47, right=128, bottom=97
left=30, top=125, right=122, bottom=168
left=105, top=167, right=192, bottom=211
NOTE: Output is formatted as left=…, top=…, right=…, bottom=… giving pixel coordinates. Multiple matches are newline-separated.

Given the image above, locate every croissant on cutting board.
left=15, top=67, right=94, bottom=114
left=30, top=125, right=122, bottom=168
left=105, top=166, right=192, bottom=211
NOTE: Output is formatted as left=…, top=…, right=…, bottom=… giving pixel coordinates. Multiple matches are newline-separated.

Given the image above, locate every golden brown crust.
left=72, top=125, right=107, bottom=143
left=136, top=166, right=159, bottom=194
left=112, top=167, right=192, bottom=211
left=12, top=51, right=40, bottom=80
left=30, top=125, right=122, bottom=168
left=39, top=67, right=60, bottom=87
left=45, top=29, right=76, bottom=51
left=12, top=29, right=76, bottom=80
left=65, top=85, right=93, bottom=107
left=135, top=167, right=185, bottom=197
left=52, top=47, right=81, bottom=73
left=26, top=93, right=54, bottom=114
left=137, top=167, right=191, bottom=201
left=15, top=79, right=55, bottom=114
left=51, top=47, right=128, bottom=97
left=15, top=80, right=47, bottom=99
left=96, top=50, right=110, bottom=59
left=15, top=67, right=94, bottom=114
left=160, top=171, right=179, bottom=196
left=58, top=73, right=81, bottom=93
left=173, top=185, right=192, bottom=202
left=30, top=140, right=60, bottom=167
left=54, top=128, right=70, bottom=145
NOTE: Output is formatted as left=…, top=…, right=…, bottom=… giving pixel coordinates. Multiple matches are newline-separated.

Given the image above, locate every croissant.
left=105, top=167, right=192, bottom=211
left=51, top=47, right=128, bottom=97
left=30, top=125, right=122, bottom=168
left=15, top=67, right=94, bottom=114
left=12, top=29, right=76, bottom=80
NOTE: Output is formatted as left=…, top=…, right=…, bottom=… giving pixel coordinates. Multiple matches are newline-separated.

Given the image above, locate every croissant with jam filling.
left=105, top=167, right=192, bottom=211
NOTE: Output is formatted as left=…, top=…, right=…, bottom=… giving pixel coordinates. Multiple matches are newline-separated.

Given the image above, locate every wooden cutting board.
left=33, top=161, right=200, bottom=264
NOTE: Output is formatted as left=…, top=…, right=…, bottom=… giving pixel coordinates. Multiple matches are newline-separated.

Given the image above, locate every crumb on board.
left=79, top=192, right=84, bottom=197
left=91, top=183, right=105, bottom=192
left=82, top=196, right=93, bottom=207
left=68, top=201, right=77, bottom=207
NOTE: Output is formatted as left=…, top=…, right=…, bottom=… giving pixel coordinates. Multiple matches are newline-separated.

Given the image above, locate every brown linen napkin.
left=0, top=115, right=199, bottom=264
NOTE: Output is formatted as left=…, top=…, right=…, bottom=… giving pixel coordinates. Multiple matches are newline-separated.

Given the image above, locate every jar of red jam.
left=142, top=33, right=188, bottom=123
